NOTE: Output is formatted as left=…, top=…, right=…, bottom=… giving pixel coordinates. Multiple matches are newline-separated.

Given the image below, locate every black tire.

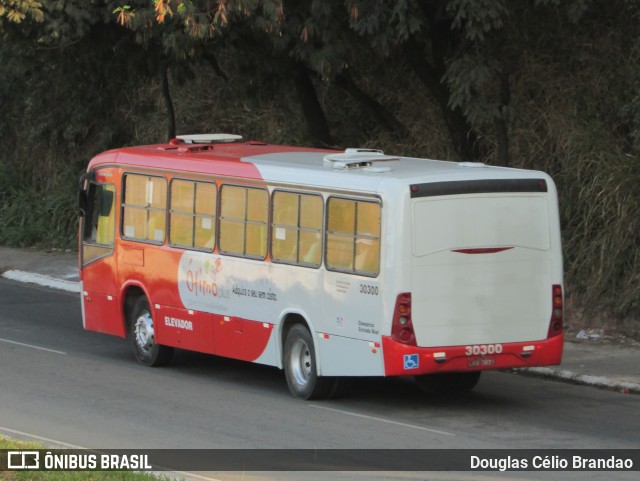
left=128, top=296, right=173, bottom=367
left=283, top=324, right=339, bottom=400
left=414, top=373, right=455, bottom=394
left=414, top=371, right=481, bottom=394
left=449, top=371, right=481, bottom=391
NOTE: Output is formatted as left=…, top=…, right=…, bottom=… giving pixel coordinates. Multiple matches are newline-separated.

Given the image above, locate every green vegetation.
left=0, top=437, right=161, bottom=481
left=0, top=1, right=638, bottom=334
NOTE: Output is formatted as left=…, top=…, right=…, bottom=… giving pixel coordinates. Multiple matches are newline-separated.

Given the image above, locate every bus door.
left=79, top=174, right=124, bottom=337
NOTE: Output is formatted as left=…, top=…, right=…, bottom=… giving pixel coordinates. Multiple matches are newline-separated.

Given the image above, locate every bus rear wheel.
left=450, top=371, right=481, bottom=391
left=129, top=296, right=173, bottom=367
left=283, top=324, right=338, bottom=400
left=414, top=372, right=481, bottom=393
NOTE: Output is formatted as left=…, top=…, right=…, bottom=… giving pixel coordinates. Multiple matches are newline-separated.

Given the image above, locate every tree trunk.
left=403, top=37, right=480, bottom=161
left=293, top=63, right=334, bottom=147
left=203, top=52, right=229, bottom=81
left=161, top=64, right=176, bottom=141
left=494, top=72, right=511, bottom=167
left=333, top=71, right=408, bottom=138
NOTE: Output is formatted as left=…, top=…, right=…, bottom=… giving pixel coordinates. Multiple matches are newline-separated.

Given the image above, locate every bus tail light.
left=391, top=293, right=416, bottom=346
left=548, top=284, right=563, bottom=338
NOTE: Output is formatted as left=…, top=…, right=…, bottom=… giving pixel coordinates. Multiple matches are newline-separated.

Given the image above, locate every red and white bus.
left=78, top=134, right=564, bottom=399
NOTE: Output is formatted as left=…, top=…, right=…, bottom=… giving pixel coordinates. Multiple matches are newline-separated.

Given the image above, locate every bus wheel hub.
left=134, top=313, right=154, bottom=352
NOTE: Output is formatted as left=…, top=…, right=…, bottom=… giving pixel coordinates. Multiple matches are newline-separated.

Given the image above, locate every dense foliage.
left=0, top=0, right=638, bottom=333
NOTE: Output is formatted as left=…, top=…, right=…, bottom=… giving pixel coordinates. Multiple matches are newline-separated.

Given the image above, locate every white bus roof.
left=89, top=141, right=551, bottom=196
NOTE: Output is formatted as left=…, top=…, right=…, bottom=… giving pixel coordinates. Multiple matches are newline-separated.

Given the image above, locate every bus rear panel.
left=381, top=177, right=563, bottom=376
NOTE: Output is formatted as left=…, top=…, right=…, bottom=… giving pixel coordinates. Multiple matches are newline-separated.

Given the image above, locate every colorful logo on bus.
left=178, top=252, right=230, bottom=313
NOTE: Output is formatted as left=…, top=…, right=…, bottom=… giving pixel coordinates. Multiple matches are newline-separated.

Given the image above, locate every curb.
left=514, top=367, right=640, bottom=395
left=1, top=270, right=80, bottom=294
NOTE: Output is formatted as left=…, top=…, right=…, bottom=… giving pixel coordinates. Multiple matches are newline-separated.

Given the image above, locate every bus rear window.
left=412, top=195, right=550, bottom=256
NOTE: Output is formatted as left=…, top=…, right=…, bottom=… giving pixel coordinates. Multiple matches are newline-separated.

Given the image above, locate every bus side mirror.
left=78, top=170, right=95, bottom=217
left=78, top=190, right=88, bottom=217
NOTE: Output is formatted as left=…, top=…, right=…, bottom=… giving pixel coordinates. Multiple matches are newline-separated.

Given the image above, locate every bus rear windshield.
left=412, top=194, right=550, bottom=256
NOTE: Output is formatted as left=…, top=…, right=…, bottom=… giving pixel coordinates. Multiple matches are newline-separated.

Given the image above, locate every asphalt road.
left=0, top=279, right=638, bottom=481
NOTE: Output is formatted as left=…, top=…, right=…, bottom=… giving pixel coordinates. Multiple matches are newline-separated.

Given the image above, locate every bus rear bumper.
left=381, top=334, right=564, bottom=377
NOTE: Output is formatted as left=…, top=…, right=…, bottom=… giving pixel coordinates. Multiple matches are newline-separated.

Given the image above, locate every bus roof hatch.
left=323, top=149, right=399, bottom=171
left=175, top=134, right=243, bottom=144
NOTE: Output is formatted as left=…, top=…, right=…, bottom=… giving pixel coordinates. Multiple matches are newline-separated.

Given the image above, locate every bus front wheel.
left=283, top=324, right=338, bottom=400
left=128, top=296, right=173, bottom=367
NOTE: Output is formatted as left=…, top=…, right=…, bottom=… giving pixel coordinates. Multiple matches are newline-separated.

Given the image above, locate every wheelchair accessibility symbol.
left=403, top=354, right=419, bottom=370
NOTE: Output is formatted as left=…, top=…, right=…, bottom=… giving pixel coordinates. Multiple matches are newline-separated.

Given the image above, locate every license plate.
left=468, top=357, right=495, bottom=368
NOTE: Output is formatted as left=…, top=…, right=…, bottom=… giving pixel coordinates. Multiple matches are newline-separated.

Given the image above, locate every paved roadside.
left=515, top=341, right=640, bottom=394
left=0, top=246, right=79, bottom=292
left=1, top=246, right=638, bottom=395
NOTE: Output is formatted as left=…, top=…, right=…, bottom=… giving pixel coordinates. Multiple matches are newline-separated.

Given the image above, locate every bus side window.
left=299, top=231, right=321, bottom=265
left=326, top=198, right=356, bottom=271
left=122, top=174, right=167, bottom=244
left=220, top=185, right=268, bottom=259
left=96, top=186, right=115, bottom=245
left=84, top=183, right=116, bottom=245
left=82, top=183, right=116, bottom=264
left=299, top=194, right=323, bottom=266
left=271, top=191, right=322, bottom=267
left=194, top=182, right=216, bottom=249
left=246, top=187, right=268, bottom=258
left=169, top=179, right=216, bottom=251
left=326, top=198, right=381, bottom=276
left=271, top=191, right=298, bottom=263
left=354, top=201, right=381, bottom=275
